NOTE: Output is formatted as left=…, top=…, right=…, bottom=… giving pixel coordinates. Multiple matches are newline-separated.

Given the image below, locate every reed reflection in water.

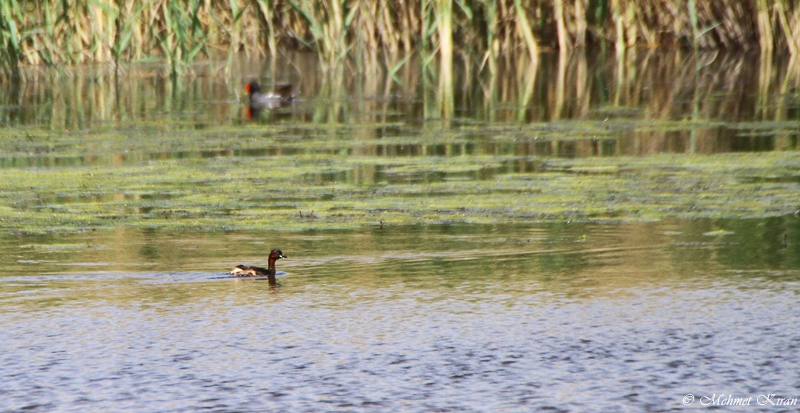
left=1, top=50, right=798, bottom=126
left=0, top=51, right=796, bottom=170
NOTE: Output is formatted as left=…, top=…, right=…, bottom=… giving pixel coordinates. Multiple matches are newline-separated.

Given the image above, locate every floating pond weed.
left=0, top=119, right=799, bottom=234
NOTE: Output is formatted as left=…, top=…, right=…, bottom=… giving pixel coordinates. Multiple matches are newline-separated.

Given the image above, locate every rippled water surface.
left=2, top=221, right=799, bottom=412
left=2, top=50, right=800, bottom=412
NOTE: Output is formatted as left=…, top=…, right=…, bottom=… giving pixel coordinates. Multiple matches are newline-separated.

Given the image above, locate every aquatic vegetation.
left=0, top=118, right=799, bottom=234
left=2, top=0, right=800, bottom=76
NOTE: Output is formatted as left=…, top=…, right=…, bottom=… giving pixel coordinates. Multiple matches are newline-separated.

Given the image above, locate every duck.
left=245, top=81, right=295, bottom=110
left=230, top=249, right=287, bottom=280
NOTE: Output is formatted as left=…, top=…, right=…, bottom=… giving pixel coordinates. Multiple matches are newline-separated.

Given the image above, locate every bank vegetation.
left=2, top=0, right=800, bottom=76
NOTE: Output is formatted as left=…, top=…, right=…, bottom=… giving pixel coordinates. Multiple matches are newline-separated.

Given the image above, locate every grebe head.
left=270, top=249, right=287, bottom=260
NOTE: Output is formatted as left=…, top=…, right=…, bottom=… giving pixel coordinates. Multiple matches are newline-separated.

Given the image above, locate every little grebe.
left=230, top=249, right=287, bottom=278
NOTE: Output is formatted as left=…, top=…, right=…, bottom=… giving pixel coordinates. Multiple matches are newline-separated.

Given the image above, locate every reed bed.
left=2, top=0, right=800, bottom=75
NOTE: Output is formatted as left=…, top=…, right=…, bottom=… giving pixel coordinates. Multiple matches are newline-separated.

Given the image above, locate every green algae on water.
left=0, top=120, right=799, bottom=234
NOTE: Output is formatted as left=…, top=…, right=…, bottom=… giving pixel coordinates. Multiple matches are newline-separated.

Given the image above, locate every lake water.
left=1, top=51, right=800, bottom=412
left=1, top=221, right=799, bottom=412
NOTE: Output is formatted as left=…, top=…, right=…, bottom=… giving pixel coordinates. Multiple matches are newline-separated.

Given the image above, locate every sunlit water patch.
left=1, top=221, right=799, bottom=412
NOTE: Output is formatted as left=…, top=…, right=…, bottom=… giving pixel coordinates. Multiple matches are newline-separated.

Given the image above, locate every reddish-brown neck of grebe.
left=267, top=248, right=287, bottom=269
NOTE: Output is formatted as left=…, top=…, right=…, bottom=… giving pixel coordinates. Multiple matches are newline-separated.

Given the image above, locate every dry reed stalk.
left=757, top=0, right=774, bottom=52
left=434, top=0, right=454, bottom=118
left=688, top=0, right=699, bottom=50
left=289, top=0, right=352, bottom=67
left=574, top=0, right=587, bottom=48
left=610, top=0, right=625, bottom=52
left=635, top=1, right=657, bottom=47
left=621, top=0, right=636, bottom=48
left=514, top=0, right=539, bottom=61
left=522, top=53, right=543, bottom=120
left=553, top=0, right=571, bottom=50
left=757, top=48, right=774, bottom=120
left=480, top=0, right=499, bottom=74
left=574, top=50, right=589, bottom=116
left=253, top=0, right=276, bottom=57
left=775, top=0, right=800, bottom=56
left=435, top=0, right=454, bottom=64
left=5, top=0, right=800, bottom=75
left=553, top=50, right=567, bottom=119
left=354, top=0, right=379, bottom=70
left=420, top=0, right=432, bottom=54
left=400, top=4, right=414, bottom=54
left=775, top=54, right=798, bottom=149
left=378, top=0, right=398, bottom=58
left=497, top=0, right=512, bottom=54
left=223, top=0, right=250, bottom=73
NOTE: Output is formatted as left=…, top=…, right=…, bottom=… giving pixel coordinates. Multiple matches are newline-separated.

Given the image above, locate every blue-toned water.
left=1, top=222, right=798, bottom=412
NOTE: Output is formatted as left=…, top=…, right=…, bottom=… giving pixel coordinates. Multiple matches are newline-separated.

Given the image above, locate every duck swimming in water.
left=245, top=81, right=295, bottom=109
left=230, top=249, right=287, bottom=283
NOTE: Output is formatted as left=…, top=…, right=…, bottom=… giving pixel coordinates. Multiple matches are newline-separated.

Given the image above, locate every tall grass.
left=0, top=0, right=23, bottom=77
left=3, top=0, right=800, bottom=76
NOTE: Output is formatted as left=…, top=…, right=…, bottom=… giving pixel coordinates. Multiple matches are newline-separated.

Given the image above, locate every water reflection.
left=1, top=51, right=798, bottom=158
left=2, top=50, right=799, bottom=411
left=1, top=221, right=798, bottom=411
left=1, top=219, right=798, bottom=283
left=304, top=157, right=538, bottom=185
